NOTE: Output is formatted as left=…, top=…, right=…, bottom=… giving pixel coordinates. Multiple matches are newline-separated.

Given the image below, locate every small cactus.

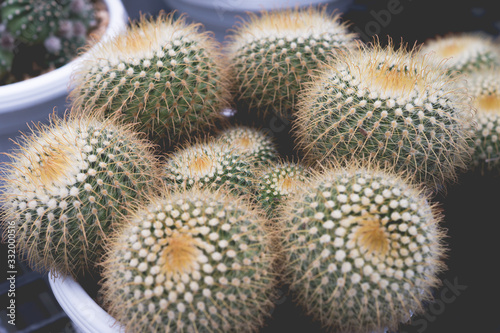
left=256, top=160, right=308, bottom=215
left=101, top=187, right=277, bottom=332
left=70, top=12, right=231, bottom=146
left=294, top=41, right=475, bottom=189
left=463, top=70, right=500, bottom=173
left=163, top=140, right=256, bottom=195
left=226, top=5, right=356, bottom=117
left=0, top=112, right=160, bottom=277
left=419, top=33, right=500, bottom=75
left=216, top=126, right=278, bottom=166
left=278, top=163, right=446, bottom=333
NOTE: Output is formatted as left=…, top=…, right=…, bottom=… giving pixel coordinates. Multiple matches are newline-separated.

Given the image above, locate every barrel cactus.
left=163, top=140, right=256, bottom=195
left=216, top=126, right=278, bottom=166
left=463, top=70, right=500, bottom=173
left=294, top=41, right=475, bottom=189
left=0, top=113, right=160, bottom=277
left=256, top=160, right=308, bottom=215
left=279, top=163, right=446, bottom=333
left=419, top=32, right=500, bottom=75
left=226, top=5, right=356, bottom=118
left=101, top=187, right=277, bottom=332
left=70, top=12, right=231, bottom=146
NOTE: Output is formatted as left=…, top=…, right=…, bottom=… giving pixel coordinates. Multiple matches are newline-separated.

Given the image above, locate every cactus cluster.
left=163, top=140, right=256, bottom=195
left=70, top=12, right=231, bottom=146
left=101, top=187, right=277, bottom=332
left=278, top=163, right=446, bottom=333
left=462, top=70, right=500, bottom=173
left=256, top=160, right=308, bottom=214
left=419, top=33, right=500, bottom=75
left=227, top=6, right=357, bottom=117
left=0, top=0, right=97, bottom=84
left=294, top=42, right=475, bottom=189
left=0, top=113, right=160, bottom=277
left=216, top=126, right=278, bottom=166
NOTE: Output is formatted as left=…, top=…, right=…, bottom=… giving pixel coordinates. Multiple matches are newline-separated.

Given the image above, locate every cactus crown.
left=0, top=112, right=160, bottom=277
left=227, top=5, right=356, bottom=116
left=101, top=187, right=277, bottom=332
left=420, top=33, right=500, bottom=74
left=71, top=11, right=231, bottom=146
left=278, top=162, right=447, bottom=333
left=294, top=41, right=475, bottom=189
left=463, top=70, right=500, bottom=171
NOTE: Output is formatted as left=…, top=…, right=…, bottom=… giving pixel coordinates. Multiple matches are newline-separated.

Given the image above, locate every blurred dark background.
left=1, top=0, right=499, bottom=332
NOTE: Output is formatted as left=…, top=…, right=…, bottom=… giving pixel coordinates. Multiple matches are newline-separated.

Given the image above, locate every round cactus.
left=256, top=160, right=308, bottom=214
left=463, top=70, right=500, bottom=173
left=419, top=33, right=500, bottom=75
left=278, top=163, right=446, bottom=333
left=216, top=126, right=278, bottom=166
left=294, top=41, right=475, bottom=189
left=226, top=5, right=356, bottom=117
left=101, top=187, right=277, bottom=332
left=163, top=140, right=256, bottom=195
left=0, top=113, right=160, bottom=277
left=70, top=12, right=231, bottom=146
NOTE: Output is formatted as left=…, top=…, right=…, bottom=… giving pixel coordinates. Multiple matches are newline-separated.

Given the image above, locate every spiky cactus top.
left=226, top=6, right=356, bottom=117
left=256, top=160, right=308, bottom=214
left=279, top=163, right=446, bottom=333
left=419, top=33, right=500, bottom=75
left=163, top=140, right=255, bottom=195
left=70, top=12, right=231, bottom=146
left=462, top=70, right=500, bottom=172
left=294, top=42, right=475, bottom=189
left=216, top=126, right=278, bottom=165
left=0, top=113, right=160, bottom=277
left=101, top=187, right=276, bottom=332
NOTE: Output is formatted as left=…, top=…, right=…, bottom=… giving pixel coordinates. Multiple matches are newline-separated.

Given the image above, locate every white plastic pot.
left=48, top=271, right=124, bottom=333
left=162, top=0, right=354, bottom=41
left=0, top=0, right=128, bottom=166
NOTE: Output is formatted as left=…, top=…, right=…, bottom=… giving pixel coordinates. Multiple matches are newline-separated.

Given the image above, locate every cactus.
left=216, top=126, right=278, bottom=166
left=101, top=187, right=277, bottom=332
left=226, top=5, right=356, bottom=118
left=256, top=160, right=308, bottom=215
left=70, top=12, right=231, bottom=146
left=463, top=70, right=500, bottom=173
left=419, top=33, right=500, bottom=75
left=0, top=112, right=160, bottom=277
left=0, top=24, right=14, bottom=79
left=163, top=140, right=256, bottom=195
left=278, top=163, right=446, bottom=333
left=294, top=41, right=475, bottom=189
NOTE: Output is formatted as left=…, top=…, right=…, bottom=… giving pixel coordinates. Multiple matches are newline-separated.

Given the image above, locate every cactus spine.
left=463, top=70, right=500, bottom=172
left=71, top=12, right=231, bottom=146
left=278, top=163, right=446, bottom=333
left=101, top=187, right=277, bottom=332
left=420, top=33, right=500, bottom=75
left=294, top=42, right=475, bottom=189
left=227, top=6, right=356, bottom=117
left=0, top=113, right=160, bottom=277
left=216, top=126, right=278, bottom=166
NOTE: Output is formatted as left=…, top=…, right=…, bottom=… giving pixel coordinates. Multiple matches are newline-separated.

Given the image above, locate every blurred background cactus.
left=0, top=0, right=99, bottom=85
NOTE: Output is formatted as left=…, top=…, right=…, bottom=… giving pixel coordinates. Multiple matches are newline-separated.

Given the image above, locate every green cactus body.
left=0, top=47, right=13, bottom=79
left=420, top=33, right=500, bottom=75
left=294, top=43, right=475, bottom=189
left=71, top=13, right=231, bottom=146
left=279, top=163, right=446, bottom=333
left=257, top=161, right=308, bottom=214
left=216, top=126, right=278, bottom=166
left=465, top=70, right=500, bottom=172
left=227, top=6, right=356, bottom=117
left=45, top=34, right=87, bottom=68
left=102, top=188, right=276, bottom=332
left=0, top=114, right=160, bottom=277
left=163, top=141, right=256, bottom=196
